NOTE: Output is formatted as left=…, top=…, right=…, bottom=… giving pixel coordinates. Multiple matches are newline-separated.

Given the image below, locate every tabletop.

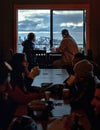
left=32, top=69, right=69, bottom=87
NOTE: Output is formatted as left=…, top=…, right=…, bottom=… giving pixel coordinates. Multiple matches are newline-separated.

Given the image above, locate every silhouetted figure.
left=22, top=32, right=36, bottom=70
left=52, top=29, right=79, bottom=68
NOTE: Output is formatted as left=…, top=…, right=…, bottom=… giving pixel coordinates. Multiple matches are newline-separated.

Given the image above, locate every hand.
left=32, top=66, right=40, bottom=76
left=28, top=66, right=40, bottom=79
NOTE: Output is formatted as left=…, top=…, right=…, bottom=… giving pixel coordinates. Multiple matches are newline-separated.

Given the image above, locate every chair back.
left=34, top=50, right=47, bottom=68
left=47, top=52, right=62, bottom=68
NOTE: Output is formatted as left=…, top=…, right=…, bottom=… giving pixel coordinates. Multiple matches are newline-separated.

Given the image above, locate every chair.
left=47, top=52, right=63, bottom=68
left=34, top=50, right=47, bottom=68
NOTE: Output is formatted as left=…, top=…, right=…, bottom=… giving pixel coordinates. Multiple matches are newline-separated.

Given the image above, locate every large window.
left=14, top=4, right=90, bottom=53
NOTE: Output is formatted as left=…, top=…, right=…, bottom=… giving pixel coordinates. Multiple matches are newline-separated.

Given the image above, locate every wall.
left=0, top=0, right=100, bottom=64
left=90, top=0, right=100, bottom=63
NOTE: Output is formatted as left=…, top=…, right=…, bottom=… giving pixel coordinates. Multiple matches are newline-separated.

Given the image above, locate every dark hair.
left=61, top=29, right=69, bottom=36
left=10, top=53, right=26, bottom=88
left=27, top=33, right=35, bottom=40
left=8, top=115, right=38, bottom=130
left=10, top=53, right=25, bottom=71
left=74, top=52, right=86, bottom=60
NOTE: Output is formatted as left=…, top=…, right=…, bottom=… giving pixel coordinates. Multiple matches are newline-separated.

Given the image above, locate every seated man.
left=52, top=29, right=79, bottom=68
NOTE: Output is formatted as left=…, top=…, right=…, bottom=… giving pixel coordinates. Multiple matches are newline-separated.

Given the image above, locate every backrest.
left=34, top=50, right=47, bottom=68
left=47, top=52, right=63, bottom=68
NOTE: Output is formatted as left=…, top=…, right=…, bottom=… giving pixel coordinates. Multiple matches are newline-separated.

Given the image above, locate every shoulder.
left=62, top=36, right=76, bottom=43
left=22, top=40, right=31, bottom=46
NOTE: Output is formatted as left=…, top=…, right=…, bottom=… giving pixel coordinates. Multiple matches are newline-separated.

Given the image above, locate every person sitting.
left=10, top=53, right=40, bottom=92
left=52, top=29, right=79, bottom=69
left=8, top=115, right=42, bottom=130
left=90, top=83, right=100, bottom=130
left=65, top=59, right=95, bottom=118
left=10, top=53, right=44, bottom=117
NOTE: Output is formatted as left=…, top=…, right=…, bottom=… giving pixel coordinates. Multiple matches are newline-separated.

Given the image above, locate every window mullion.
left=50, top=10, right=53, bottom=48
left=83, top=10, right=86, bottom=53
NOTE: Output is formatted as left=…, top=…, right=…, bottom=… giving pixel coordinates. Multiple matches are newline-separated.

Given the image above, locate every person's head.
left=61, top=29, right=69, bottom=38
left=10, top=53, right=28, bottom=73
left=8, top=115, right=39, bottom=130
left=73, top=59, right=93, bottom=79
left=72, top=52, right=86, bottom=66
left=91, top=83, right=100, bottom=115
left=27, top=33, right=36, bottom=42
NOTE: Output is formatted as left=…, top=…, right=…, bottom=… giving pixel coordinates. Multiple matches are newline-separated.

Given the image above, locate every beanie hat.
left=73, top=59, right=93, bottom=77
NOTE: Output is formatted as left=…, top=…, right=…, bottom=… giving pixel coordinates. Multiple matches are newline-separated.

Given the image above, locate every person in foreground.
left=52, top=29, right=79, bottom=68
left=65, top=59, right=95, bottom=119
left=8, top=115, right=42, bottom=130
left=10, top=53, right=43, bottom=117
left=10, top=53, right=40, bottom=91
left=91, top=83, right=100, bottom=130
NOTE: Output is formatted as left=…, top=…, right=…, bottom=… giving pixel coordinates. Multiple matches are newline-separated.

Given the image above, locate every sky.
left=18, top=10, right=84, bottom=33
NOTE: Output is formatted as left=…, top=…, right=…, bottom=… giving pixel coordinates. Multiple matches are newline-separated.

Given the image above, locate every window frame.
left=14, top=4, right=90, bottom=53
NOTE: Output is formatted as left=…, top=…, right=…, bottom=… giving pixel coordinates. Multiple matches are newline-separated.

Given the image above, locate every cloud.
left=53, top=11, right=83, bottom=15
left=18, top=10, right=83, bottom=32
left=18, top=10, right=50, bottom=21
left=60, top=22, right=83, bottom=28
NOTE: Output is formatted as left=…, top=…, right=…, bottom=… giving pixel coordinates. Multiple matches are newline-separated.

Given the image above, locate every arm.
left=12, top=87, right=41, bottom=104
left=57, top=39, right=67, bottom=52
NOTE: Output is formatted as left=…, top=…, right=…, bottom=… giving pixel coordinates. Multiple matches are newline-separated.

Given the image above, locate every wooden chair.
left=34, top=50, right=47, bottom=68
left=47, top=52, right=63, bottom=68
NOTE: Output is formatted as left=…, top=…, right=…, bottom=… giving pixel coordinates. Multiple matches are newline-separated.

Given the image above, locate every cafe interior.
left=0, top=0, right=100, bottom=130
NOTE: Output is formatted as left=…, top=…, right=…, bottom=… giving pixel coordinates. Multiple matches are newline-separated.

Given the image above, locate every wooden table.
left=32, top=69, right=69, bottom=87
left=30, top=68, right=91, bottom=130
left=30, top=69, right=70, bottom=129
left=28, top=98, right=71, bottom=130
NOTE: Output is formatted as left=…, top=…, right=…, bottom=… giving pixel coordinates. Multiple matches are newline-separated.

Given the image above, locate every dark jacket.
left=22, top=39, right=36, bottom=69
left=69, top=76, right=95, bottom=114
